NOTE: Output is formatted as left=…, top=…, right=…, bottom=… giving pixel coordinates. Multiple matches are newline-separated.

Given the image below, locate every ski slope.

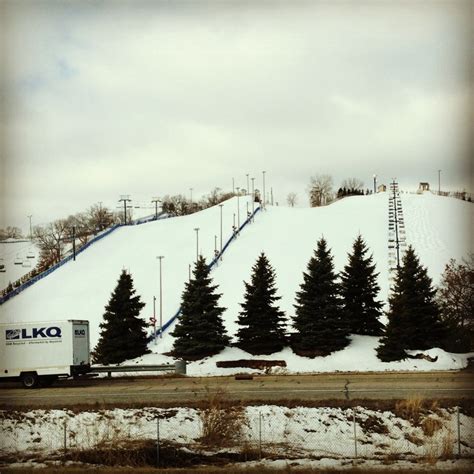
left=1, top=192, right=472, bottom=374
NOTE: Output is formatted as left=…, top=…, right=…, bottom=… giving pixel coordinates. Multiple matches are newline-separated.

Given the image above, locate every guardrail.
left=91, top=361, right=186, bottom=377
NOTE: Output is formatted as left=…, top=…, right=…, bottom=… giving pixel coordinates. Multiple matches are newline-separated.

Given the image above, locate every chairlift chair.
left=27, top=251, right=35, bottom=259
left=14, top=256, right=22, bottom=265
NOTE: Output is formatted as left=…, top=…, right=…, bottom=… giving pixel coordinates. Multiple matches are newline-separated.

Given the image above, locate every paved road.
left=0, top=371, right=472, bottom=408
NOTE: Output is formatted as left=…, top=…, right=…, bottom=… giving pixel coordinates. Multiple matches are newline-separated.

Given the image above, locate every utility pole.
left=157, top=256, right=164, bottom=338
left=151, top=197, right=160, bottom=219
left=118, top=195, right=132, bottom=224
left=373, top=174, right=377, bottom=194
left=262, top=171, right=266, bottom=210
left=27, top=215, right=33, bottom=240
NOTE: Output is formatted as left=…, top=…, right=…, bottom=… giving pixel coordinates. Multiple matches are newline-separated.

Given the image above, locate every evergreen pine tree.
left=93, top=269, right=149, bottom=364
left=377, top=246, right=447, bottom=361
left=340, top=235, right=384, bottom=336
left=171, top=256, right=229, bottom=360
left=236, top=253, right=287, bottom=354
left=291, top=238, right=350, bottom=357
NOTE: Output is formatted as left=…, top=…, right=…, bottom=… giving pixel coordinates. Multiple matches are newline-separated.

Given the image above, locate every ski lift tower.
left=118, top=195, right=132, bottom=224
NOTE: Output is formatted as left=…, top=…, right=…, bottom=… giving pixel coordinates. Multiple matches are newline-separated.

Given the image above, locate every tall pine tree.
left=292, top=238, right=350, bottom=357
left=236, top=253, right=287, bottom=355
left=93, top=269, right=149, bottom=364
left=377, top=246, right=446, bottom=361
left=340, top=235, right=384, bottom=336
left=172, top=256, right=229, bottom=360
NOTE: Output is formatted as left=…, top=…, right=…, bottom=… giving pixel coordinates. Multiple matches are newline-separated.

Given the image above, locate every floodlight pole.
left=373, top=174, right=377, bottom=194
left=251, top=177, right=255, bottom=214
left=236, top=187, right=240, bottom=229
left=262, top=171, right=266, bottom=210
left=246, top=174, right=249, bottom=195
left=27, top=215, right=33, bottom=240
left=219, top=204, right=224, bottom=254
left=157, top=256, right=164, bottom=338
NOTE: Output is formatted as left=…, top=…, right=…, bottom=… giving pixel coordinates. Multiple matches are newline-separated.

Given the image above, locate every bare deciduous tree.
left=287, top=192, right=298, bottom=207
left=0, top=226, right=23, bottom=240
left=341, top=178, right=364, bottom=191
left=308, top=174, right=333, bottom=207
left=437, top=255, right=474, bottom=350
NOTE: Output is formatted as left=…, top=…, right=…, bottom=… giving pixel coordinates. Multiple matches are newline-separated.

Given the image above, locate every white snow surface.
left=1, top=193, right=472, bottom=374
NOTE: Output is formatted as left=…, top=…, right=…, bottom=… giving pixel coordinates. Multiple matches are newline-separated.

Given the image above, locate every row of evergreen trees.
left=93, top=237, right=446, bottom=364
left=171, top=236, right=446, bottom=361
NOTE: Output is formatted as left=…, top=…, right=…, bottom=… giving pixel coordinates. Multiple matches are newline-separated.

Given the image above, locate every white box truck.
left=0, top=320, right=90, bottom=388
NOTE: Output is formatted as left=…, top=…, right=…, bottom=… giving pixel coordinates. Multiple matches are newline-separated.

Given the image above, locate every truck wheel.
left=21, top=372, right=39, bottom=389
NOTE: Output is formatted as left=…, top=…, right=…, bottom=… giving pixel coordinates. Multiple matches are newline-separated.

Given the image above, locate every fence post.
left=63, top=419, right=67, bottom=457
left=456, top=406, right=461, bottom=457
left=353, top=409, right=358, bottom=459
left=156, top=416, right=160, bottom=467
left=258, top=412, right=262, bottom=460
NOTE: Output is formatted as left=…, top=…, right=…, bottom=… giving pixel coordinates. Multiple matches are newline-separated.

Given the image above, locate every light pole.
left=190, top=188, right=193, bottom=203
left=194, top=228, right=200, bottom=262
left=152, top=296, right=157, bottom=343
left=27, top=215, right=32, bottom=240
left=438, top=169, right=441, bottom=194
left=219, top=204, right=223, bottom=254
left=236, top=187, right=240, bottom=229
left=157, top=256, right=164, bottom=339
left=262, top=171, right=266, bottom=210
left=251, top=177, right=255, bottom=213
left=373, top=174, right=377, bottom=194
left=246, top=174, right=249, bottom=195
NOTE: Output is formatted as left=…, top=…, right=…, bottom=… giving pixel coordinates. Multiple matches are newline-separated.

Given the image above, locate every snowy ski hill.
left=1, top=192, right=472, bottom=375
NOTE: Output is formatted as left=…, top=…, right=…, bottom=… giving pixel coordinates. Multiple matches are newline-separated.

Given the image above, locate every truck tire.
left=21, top=372, right=39, bottom=389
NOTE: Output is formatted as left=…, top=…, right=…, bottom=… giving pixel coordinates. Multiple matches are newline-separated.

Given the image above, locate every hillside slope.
left=1, top=192, right=472, bottom=374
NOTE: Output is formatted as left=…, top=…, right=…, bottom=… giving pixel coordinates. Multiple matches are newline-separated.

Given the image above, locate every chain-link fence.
left=1, top=405, right=473, bottom=467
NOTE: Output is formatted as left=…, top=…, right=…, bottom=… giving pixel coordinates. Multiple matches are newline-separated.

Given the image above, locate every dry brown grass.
left=440, top=431, right=455, bottom=460
left=421, top=416, right=443, bottom=437
left=394, top=396, right=424, bottom=425
left=198, top=387, right=247, bottom=447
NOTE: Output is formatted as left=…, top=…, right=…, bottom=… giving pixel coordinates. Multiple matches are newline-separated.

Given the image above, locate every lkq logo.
left=6, top=326, right=62, bottom=340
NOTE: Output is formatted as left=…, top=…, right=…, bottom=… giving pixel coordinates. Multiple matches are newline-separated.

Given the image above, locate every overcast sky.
left=1, top=0, right=472, bottom=231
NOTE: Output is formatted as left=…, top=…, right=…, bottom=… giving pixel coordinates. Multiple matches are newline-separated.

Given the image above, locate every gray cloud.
left=1, top=0, right=472, bottom=229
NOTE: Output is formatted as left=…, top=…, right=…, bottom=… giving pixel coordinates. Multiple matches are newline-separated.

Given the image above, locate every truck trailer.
left=0, top=320, right=90, bottom=388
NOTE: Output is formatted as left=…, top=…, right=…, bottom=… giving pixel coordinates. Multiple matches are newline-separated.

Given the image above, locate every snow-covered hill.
left=1, top=192, right=472, bottom=374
